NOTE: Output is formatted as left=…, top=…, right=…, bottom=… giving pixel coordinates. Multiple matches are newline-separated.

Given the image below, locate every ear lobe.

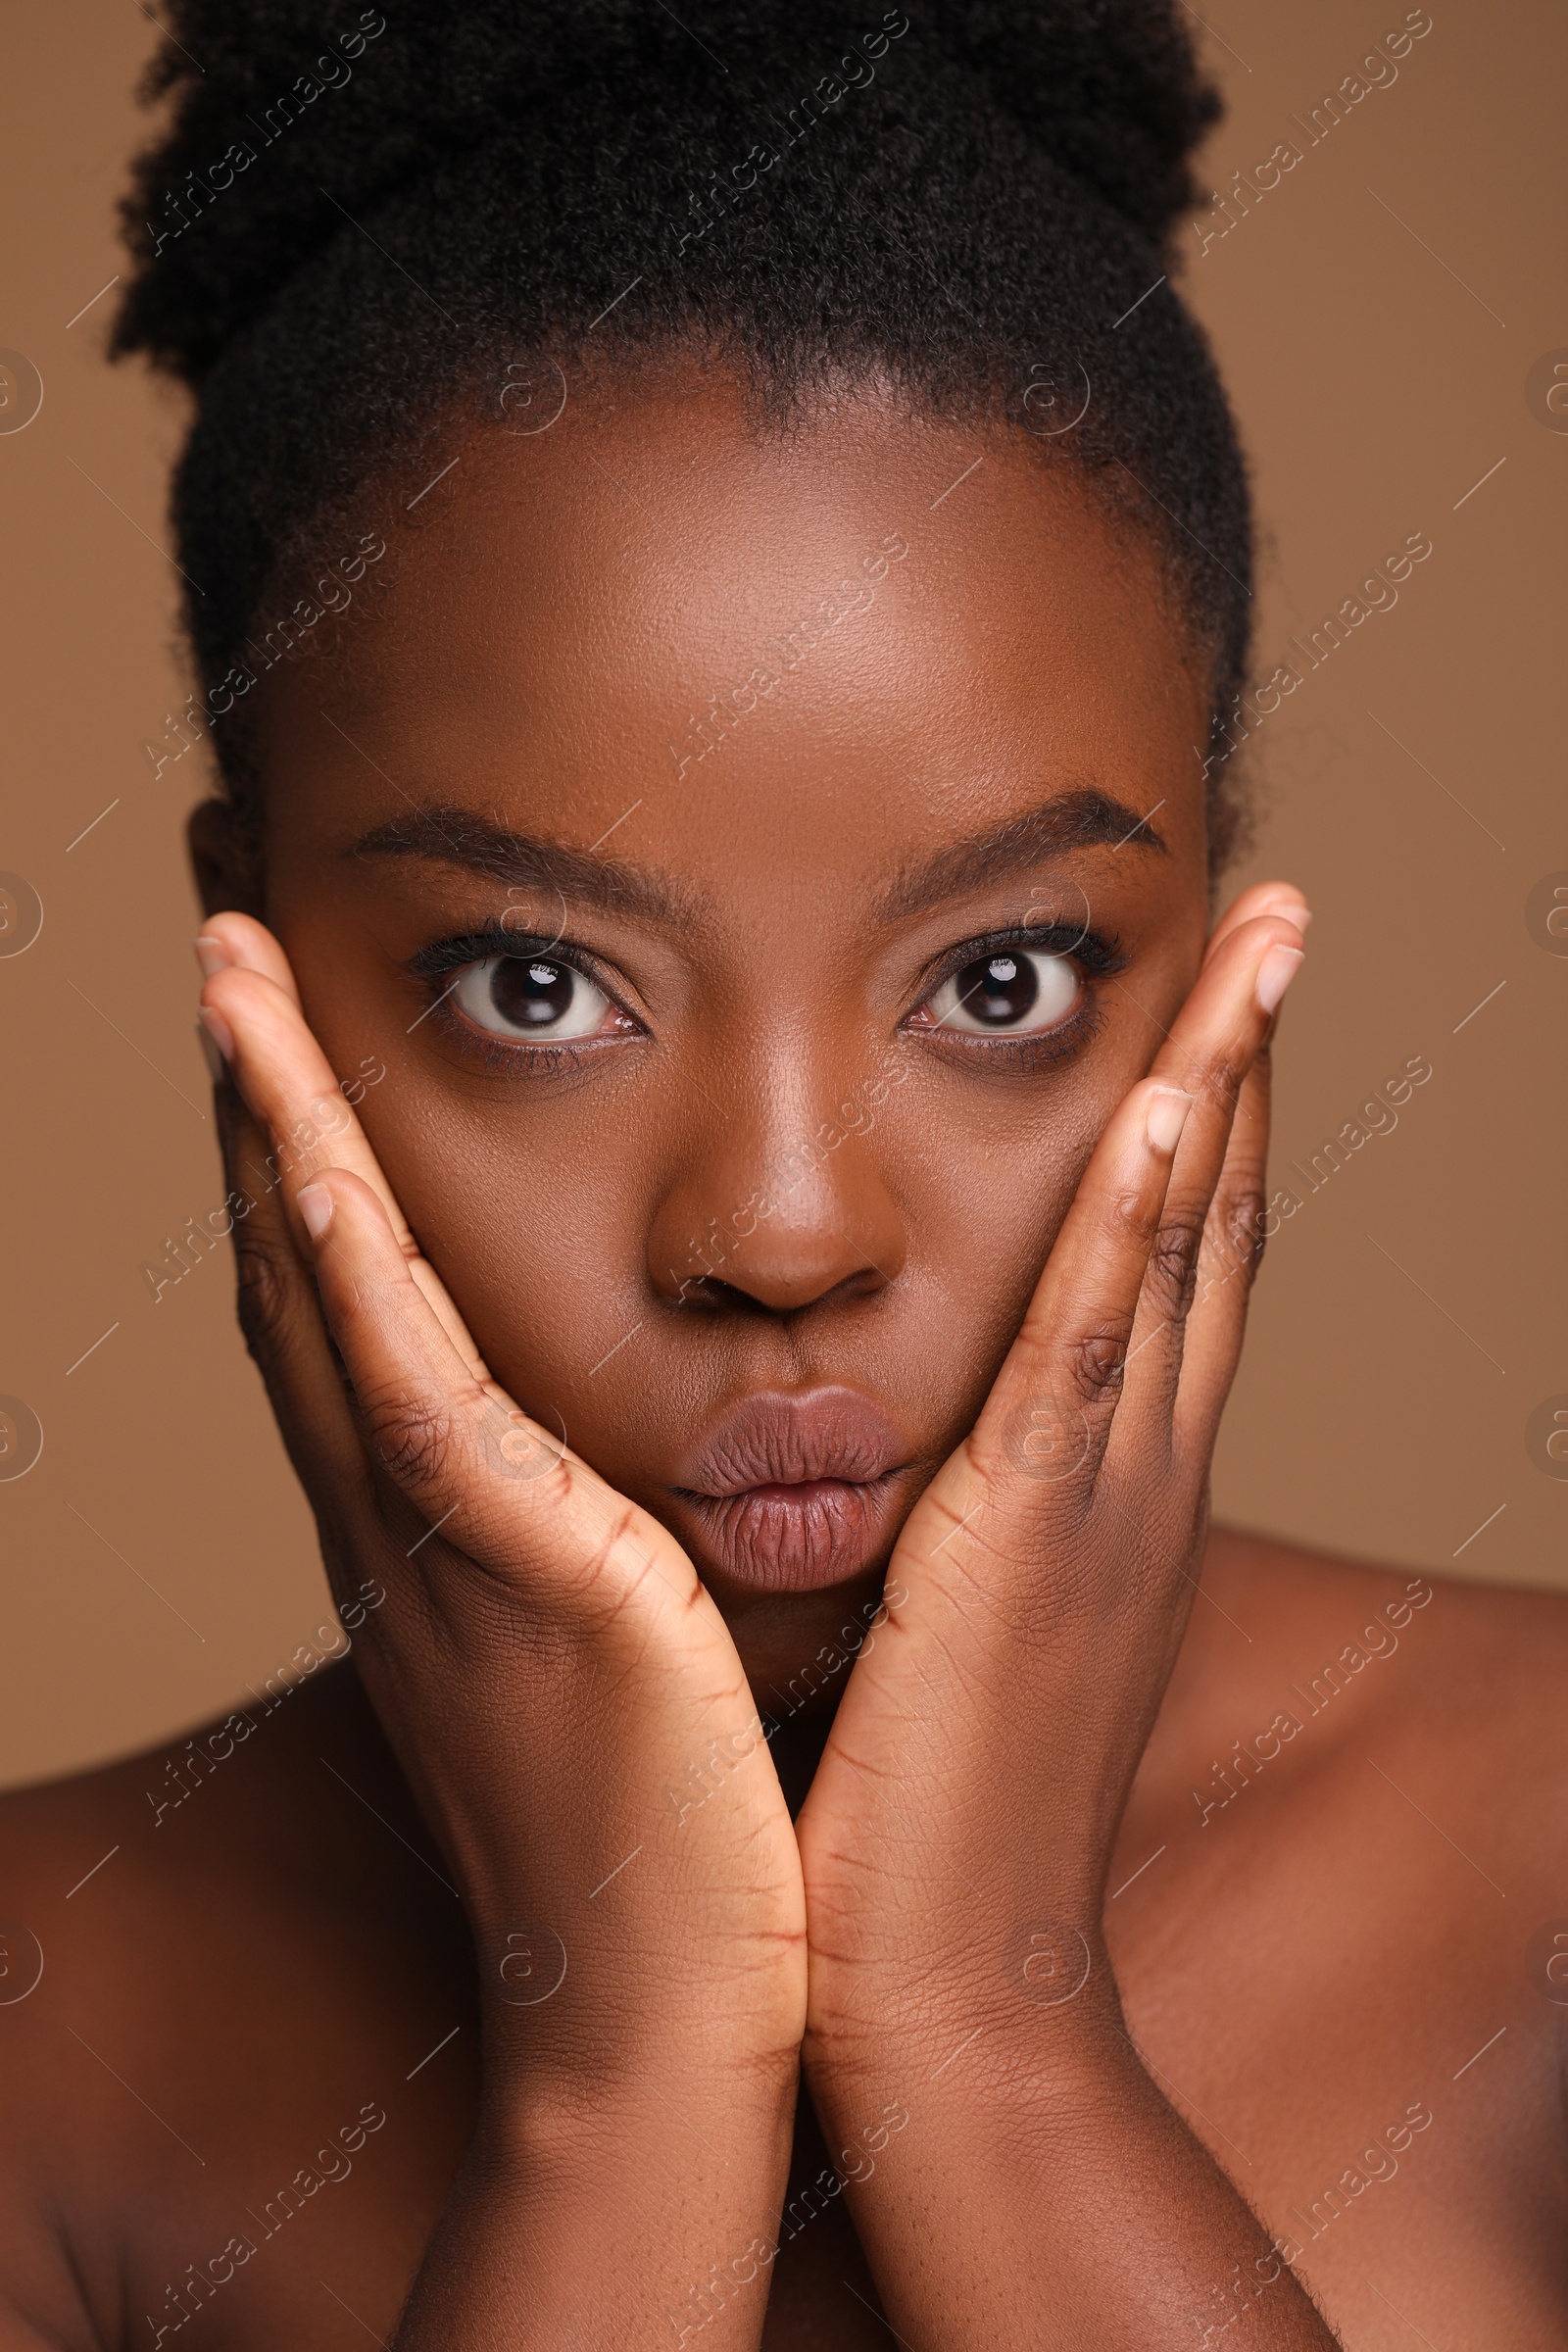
left=187, top=797, right=261, bottom=918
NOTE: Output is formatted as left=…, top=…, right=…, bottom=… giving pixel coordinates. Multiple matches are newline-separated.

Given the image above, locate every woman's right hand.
left=198, top=911, right=805, bottom=2345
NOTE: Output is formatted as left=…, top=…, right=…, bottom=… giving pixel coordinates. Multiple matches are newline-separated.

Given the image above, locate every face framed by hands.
left=201, top=367, right=1265, bottom=1703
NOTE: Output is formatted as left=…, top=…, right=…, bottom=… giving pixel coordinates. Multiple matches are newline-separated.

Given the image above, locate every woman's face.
left=242, top=371, right=1214, bottom=1701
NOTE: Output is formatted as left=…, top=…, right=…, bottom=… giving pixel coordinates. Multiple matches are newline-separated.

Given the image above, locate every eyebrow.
left=345, top=807, right=699, bottom=925
left=875, top=789, right=1168, bottom=921
left=348, top=787, right=1164, bottom=928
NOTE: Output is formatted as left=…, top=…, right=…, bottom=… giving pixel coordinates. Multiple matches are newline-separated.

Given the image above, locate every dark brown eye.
left=924, top=950, right=1080, bottom=1035
left=453, top=955, right=613, bottom=1040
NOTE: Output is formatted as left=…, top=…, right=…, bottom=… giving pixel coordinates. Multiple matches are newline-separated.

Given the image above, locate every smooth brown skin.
left=2, top=375, right=1565, bottom=2350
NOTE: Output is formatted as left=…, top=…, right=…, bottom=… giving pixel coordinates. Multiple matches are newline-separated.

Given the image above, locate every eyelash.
left=405, top=916, right=1126, bottom=1073
left=407, top=919, right=634, bottom=1074
left=908, top=922, right=1126, bottom=1069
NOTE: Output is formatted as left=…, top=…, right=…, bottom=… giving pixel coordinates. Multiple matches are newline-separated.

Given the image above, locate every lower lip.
left=681, top=1477, right=900, bottom=1593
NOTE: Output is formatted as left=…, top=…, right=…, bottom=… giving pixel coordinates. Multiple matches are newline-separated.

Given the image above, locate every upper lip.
left=673, top=1388, right=911, bottom=1497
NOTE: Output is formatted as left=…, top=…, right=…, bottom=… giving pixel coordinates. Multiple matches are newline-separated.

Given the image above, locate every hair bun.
left=116, top=1, right=1218, bottom=384
left=925, top=0, right=1221, bottom=245
left=112, top=0, right=1252, bottom=870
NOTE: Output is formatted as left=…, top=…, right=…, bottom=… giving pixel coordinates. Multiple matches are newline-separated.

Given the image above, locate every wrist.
left=478, top=2014, right=801, bottom=2163
left=806, top=1926, right=1134, bottom=2129
left=408, top=2063, right=797, bottom=2352
left=469, top=1906, right=807, bottom=2083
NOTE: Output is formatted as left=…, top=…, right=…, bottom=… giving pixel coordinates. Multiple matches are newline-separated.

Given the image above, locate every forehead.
left=262, top=372, right=1209, bottom=890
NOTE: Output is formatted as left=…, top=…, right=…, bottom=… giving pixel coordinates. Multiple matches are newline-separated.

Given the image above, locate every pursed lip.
left=669, top=1388, right=914, bottom=1593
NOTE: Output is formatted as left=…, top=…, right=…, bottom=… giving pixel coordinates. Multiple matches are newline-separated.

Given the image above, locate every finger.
left=967, top=918, right=1302, bottom=1488
left=969, top=1073, right=1198, bottom=1485
left=296, top=1169, right=689, bottom=1609
left=1174, top=1036, right=1273, bottom=1453
left=199, top=921, right=404, bottom=1250
left=1107, top=913, right=1302, bottom=1441
left=1202, top=880, right=1310, bottom=967
left=199, top=931, right=490, bottom=1386
left=206, top=959, right=402, bottom=1249
left=197, top=909, right=302, bottom=1006
left=211, top=1078, right=373, bottom=1528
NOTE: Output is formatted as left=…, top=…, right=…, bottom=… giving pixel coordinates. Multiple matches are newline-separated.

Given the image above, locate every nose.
left=648, top=1087, right=907, bottom=1315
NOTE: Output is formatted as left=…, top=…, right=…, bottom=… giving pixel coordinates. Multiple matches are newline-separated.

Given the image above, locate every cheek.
left=360, top=1077, right=660, bottom=1421
left=296, top=905, right=1164, bottom=1514
left=355, top=1048, right=1117, bottom=1485
left=853, top=1069, right=1114, bottom=1439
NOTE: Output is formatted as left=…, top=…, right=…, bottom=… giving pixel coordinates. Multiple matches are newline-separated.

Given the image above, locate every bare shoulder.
left=1203, top=1519, right=1568, bottom=1727
left=1112, top=1565, right=1568, bottom=2349
left=0, top=1662, right=392, bottom=2146
left=0, top=1661, right=410, bottom=1998
left=0, top=1655, right=470, bottom=2073
left=1185, top=1524, right=1568, bottom=1888
left=0, top=1666, right=472, bottom=2350
left=0, top=1705, right=280, bottom=2348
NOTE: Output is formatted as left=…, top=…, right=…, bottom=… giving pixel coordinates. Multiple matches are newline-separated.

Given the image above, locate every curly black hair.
left=113, top=0, right=1252, bottom=862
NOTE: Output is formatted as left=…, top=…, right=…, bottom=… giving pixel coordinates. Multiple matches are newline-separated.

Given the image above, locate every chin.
left=714, top=1558, right=900, bottom=1727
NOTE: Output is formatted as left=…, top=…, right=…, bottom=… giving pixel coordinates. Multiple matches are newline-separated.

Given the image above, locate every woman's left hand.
left=793, top=884, right=1325, bottom=2345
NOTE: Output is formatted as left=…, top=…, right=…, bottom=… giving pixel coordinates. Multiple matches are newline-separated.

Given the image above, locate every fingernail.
left=198, top=1004, right=234, bottom=1061
left=195, top=934, right=231, bottom=979
left=1265, top=898, right=1312, bottom=933
left=1256, top=944, right=1304, bottom=1015
left=1146, top=1087, right=1194, bottom=1154
left=298, top=1184, right=333, bottom=1243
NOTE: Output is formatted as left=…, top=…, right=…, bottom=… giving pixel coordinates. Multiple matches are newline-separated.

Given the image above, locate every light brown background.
left=1, top=2, right=1562, bottom=1788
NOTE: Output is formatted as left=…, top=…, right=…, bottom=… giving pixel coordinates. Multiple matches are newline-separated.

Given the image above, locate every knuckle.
left=232, top=1230, right=296, bottom=1368
left=1065, top=1324, right=1129, bottom=1403
left=1198, top=1052, right=1245, bottom=1113
left=1107, top=1183, right=1157, bottom=1246
left=1223, top=1178, right=1268, bottom=1266
left=1147, top=1203, right=1207, bottom=1318
left=358, top=1384, right=468, bottom=1495
left=1203, top=1181, right=1268, bottom=1298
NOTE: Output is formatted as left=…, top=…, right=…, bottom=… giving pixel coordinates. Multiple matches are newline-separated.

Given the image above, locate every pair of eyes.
left=448, top=942, right=1084, bottom=1045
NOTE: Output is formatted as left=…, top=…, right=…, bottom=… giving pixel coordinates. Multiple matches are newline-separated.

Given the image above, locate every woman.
left=2, top=2, right=1562, bottom=2346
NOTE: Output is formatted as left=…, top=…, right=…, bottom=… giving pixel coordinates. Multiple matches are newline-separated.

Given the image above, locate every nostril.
left=650, top=1147, right=907, bottom=1314
left=672, top=1275, right=775, bottom=1317
left=671, top=1265, right=889, bottom=1318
